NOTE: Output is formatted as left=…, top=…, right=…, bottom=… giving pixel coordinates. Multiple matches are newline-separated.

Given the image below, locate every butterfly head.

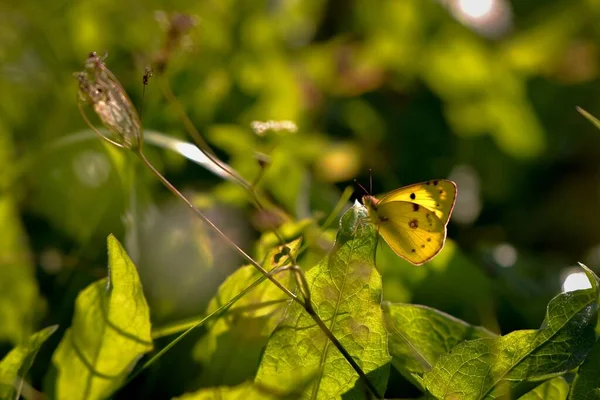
left=362, top=195, right=379, bottom=210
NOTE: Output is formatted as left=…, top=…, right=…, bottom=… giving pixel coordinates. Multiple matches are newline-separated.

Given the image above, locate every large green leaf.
left=255, top=202, right=390, bottom=399
left=50, top=235, right=153, bottom=400
left=0, top=325, right=57, bottom=399
left=193, top=239, right=301, bottom=386
left=383, top=302, right=496, bottom=390
left=423, top=265, right=599, bottom=399
left=568, top=338, right=600, bottom=399
left=519, top=377, right=569, bottom=400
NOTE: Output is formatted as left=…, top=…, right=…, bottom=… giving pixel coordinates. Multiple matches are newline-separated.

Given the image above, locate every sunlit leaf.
left=519, top=377, right=569, bottom=400
left=568, top=339, right=600, bottom=399
left=0, top=325, right=57, bottom=399
left=175, top=370, right=316, bottom=400
left=193, top=239, right=301, bottom=386
left=423, top=265, right=599, bottom=399
left=256, top=202, right=390, bottom=399
left=50, top=235, right=153, bottom=400
left=383, top=302, right=495, bottom=390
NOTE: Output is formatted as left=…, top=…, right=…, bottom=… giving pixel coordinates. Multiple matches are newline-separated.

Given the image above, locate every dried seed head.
left=74, top=52, right=142, bottom=150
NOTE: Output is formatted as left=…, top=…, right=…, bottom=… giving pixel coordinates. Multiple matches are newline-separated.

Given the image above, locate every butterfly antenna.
left=369, top=169, right=372, bottom=194
left=354, top=179, right=369, bottom=196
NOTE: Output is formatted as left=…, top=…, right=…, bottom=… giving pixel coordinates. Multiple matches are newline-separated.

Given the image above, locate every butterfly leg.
left=351, top=215, right=371, bottom=237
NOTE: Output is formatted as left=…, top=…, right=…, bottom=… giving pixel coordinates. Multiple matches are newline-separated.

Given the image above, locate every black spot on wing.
left=412, top=204, right=419, bottom=211
left=410, top=193, right=416, bottom=200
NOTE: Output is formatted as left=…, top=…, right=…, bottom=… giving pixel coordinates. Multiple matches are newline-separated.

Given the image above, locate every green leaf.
left=0, top=325, right=57, bottom=399
left=256, top=203, right=390, bottom=399
left=423, top=265, right=599, bottom=400
left=519, top=377, right=569, bottom=400
left=193, top=239, right=301, bottom=386
left=50, top=235, right=153, bottom=400
left=568, top=339, right=600, bottom=399
left=175, top=371, right=316, bottom=400
left=383, top=302, right=496, bottom=390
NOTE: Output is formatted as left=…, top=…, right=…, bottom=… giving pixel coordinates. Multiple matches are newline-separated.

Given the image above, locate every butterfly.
left=362, top=180, right=457, bottom=265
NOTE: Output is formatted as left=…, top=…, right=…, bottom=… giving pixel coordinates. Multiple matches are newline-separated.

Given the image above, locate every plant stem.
left=157, top=76, right=297, bottom=264
left=125, top=270, right=270, bottom=386
left=135, top=149, right=380, bottom=398
left=135, top=149, right=300, bottom=304
left=304, top=302, right=382, bottom=399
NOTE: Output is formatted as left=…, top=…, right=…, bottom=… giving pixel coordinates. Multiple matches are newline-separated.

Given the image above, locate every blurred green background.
left=3, top=0, right=600, bottom=397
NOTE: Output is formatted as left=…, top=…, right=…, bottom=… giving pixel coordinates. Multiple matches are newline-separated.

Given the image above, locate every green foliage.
left=569, top=339, right=600, bottom=400
left=383, top=302, right=496, bottom=390
left=193, top=240, right=300, bottom=386
left=0, top=130, right=40, bottom=345
left=256, top=204, right=390, bottom=399
left=175, top=373, right=316, bottom=400
left=0, top=325, right=57, bottom=399
left=423, top=265, right=599, bottom=399
left=49, top=235, right=152, bottom=400
left=521, top=377, right=569, bottom=400
left=6, top=1, right=600, bottom=398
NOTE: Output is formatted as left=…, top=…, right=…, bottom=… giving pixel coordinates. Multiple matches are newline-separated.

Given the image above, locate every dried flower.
left=74, top=52, right=142, bottom=150
left=250, top=120, right=298, bottom=136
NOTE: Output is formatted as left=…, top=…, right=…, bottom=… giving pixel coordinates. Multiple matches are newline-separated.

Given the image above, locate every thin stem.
left=157, top=76, right=297, bottom=265
left=304, top=303, right=382, bottom=399
left=135, top=149, right=379, bottom=398
left=135, top=150, right=301, bottom=305
left=125, top=269, right=270, bottom=385
left=153, top=262, right=295, bottom=339
left=157, top=76, right=246, bottom=187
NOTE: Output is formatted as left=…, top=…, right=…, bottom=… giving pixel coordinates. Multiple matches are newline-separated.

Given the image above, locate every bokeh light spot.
left=561, top=270, right=592, bottom=293
left=458, top=0, right=493, bottom=19
left=492, top=243, right=517, bottom=268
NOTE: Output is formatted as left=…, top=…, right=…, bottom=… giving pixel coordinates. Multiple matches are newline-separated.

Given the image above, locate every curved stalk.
left=157, top=77, right=298, bottom=265
left=135, top=149, right=300, bottom=304
left=135, top=149, right=380, bottom=398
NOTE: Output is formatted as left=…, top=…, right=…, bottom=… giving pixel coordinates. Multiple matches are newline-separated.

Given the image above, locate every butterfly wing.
left=379, top=180, right=457, bottom=225
left=375, top=201, right=447, bottom=265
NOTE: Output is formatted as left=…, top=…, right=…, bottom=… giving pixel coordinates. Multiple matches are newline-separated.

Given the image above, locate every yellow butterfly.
left=362, top=180, right=457, bottom=265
